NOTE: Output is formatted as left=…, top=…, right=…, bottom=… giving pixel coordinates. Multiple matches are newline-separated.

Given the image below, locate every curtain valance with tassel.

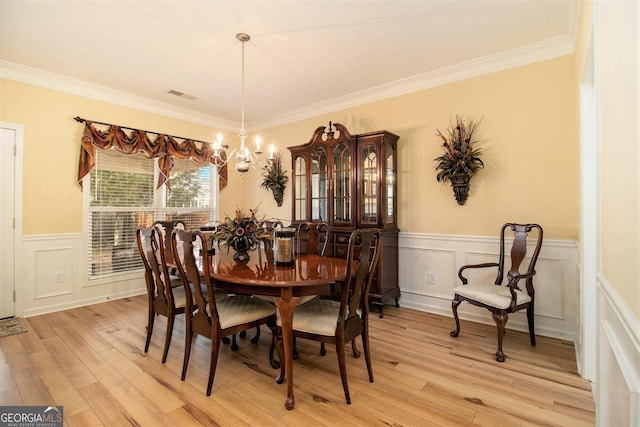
left=75, top=117, right=227, bottom=190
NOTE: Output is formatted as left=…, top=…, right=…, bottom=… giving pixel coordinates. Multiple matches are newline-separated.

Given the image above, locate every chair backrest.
left=496, top=223, right=544, bottom=293
left=153, top=220, right=186, bottom=265
left=172, top=229, right=218, bottom=325
left=265, top=220, right=284, bottom=230
left=136, top=226, right=175, bottom=306
left=296, top=222, right=330, bottom=256
left=339, top=229, right=381, bottom=332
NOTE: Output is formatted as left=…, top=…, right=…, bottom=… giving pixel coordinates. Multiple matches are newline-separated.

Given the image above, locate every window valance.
left=75, top=117, right=227, bottom=190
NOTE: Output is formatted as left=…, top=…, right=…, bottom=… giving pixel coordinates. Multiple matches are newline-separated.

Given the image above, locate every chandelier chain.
left=240, top=36, right=246, bottom=142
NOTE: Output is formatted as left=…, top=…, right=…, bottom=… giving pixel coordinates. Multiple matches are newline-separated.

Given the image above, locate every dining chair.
left=296, top=221, right=330, bottom=256
left=450, top=223, right=543, bottom=362
left=136, top=225, right=189, bottom=363
left=152, top=220, right=186, bottom=267
left=275, top=228, right=381, bottom=404
left=172, top=228, right=277, bottom=396
left=298, top=221, right=332, bottom=355
left=262, top=221, right=333, bottom=367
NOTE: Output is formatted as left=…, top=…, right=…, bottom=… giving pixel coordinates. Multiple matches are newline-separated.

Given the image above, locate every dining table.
left=206, top=248, right=348, bottom=410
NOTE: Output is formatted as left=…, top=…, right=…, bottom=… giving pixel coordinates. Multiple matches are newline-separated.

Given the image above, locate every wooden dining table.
left=207, top=248, right=348, bottom=410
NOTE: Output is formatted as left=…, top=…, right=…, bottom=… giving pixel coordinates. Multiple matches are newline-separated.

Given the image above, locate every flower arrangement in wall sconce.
left=434, top=115, right=484, bottom=205
left=261, top=152, right=289, bottom=206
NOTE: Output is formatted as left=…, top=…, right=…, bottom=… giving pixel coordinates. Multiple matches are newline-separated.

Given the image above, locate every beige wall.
left=257, top=55, right=579, bottom=239
left=0, top=78, right=239, bottom=234
left=2, top=54, right=579, bottom=240
left=597, top=1, right=640, bottom=316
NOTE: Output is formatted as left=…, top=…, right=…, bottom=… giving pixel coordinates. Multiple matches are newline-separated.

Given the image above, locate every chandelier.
left=212, top=33, right=275, bottom=172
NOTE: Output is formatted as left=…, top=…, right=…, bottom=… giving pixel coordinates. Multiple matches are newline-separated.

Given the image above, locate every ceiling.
left=0, top=1, right=579, bottom=130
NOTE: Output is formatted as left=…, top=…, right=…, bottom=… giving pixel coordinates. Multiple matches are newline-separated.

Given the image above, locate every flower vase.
left=450, top=174, right=470, bottom=205
left=231, top=240, right=251, bottom=262
left=271, top=187, right=284, bottom=206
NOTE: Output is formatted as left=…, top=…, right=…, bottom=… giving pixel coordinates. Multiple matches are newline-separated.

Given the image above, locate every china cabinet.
left=288, top=122, right=399, bottom=315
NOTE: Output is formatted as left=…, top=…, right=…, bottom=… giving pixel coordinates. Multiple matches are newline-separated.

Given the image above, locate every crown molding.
left=1, top=32, right=575, bottom=131
left=0, top=60, right=237, bottom=130
left=259, top=34, right=576, bottom=129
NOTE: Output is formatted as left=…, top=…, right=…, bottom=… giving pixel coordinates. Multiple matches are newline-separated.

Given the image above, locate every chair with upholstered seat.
left=275, top=228, right=381, bottom=404
left=263, top=221, right=332, bottom=366
left=136, top=225, right=189, bottom=363
left=450, top=223, right=543, bottom=362
left=297, top=221, right=332, bottom=355
left=172, top=228, right=277, bottom=396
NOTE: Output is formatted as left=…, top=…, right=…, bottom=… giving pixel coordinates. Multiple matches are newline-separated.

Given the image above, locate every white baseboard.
left=22, top=288, right=147, bottom=318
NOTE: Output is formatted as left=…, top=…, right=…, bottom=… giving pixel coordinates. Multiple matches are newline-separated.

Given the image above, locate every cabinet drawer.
left=334, top=244, right=349, bottom=258
left=334, top=234, right=351, bottom=244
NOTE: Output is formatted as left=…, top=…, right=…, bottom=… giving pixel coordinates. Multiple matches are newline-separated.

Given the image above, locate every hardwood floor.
left=0, top=295, right=595, bottom=426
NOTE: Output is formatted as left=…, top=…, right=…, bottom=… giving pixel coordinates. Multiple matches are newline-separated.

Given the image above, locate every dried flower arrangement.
left=211, top=206, right=272, bottom=259
left=261, top=153, right=289, bottom=206
left=434, top=115, right=484, bottom=205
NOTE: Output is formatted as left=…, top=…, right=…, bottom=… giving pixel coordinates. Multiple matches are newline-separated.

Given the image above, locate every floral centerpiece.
left=211, top=206, right=273, bottom=261
left=434, top=115, right=484, bottom=205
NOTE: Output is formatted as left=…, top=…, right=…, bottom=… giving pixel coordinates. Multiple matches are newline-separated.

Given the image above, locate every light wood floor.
left=0, top=295, right=595, bottom=426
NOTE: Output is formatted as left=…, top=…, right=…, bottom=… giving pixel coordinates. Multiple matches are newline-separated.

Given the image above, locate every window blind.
left=162, top=157, right=215, bottom=230
left=87, top=150, right=216, bottom=279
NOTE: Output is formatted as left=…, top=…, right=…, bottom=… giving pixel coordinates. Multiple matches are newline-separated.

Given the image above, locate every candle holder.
left=274, top=228, right=295, bottom=266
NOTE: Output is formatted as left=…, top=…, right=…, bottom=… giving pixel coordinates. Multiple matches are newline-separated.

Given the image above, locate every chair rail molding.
left=398, top=232, right=579, bottom=342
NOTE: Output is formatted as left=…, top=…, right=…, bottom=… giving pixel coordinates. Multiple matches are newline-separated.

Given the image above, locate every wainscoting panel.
left=398, top=232, right=579, bottom=341
left=34, top=247, right=73, bottom=299
left=596, top=275, right=640, bottom=427
left=20, top=234, right=146, bottom=317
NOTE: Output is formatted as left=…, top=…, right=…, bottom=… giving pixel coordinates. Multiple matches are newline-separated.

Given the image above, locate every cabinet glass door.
left=361, top=145, right=377, bottom=224
left=310, top=146, right=327, bottom=221
left=332, top=142, right=351, bottom=223
left=294, top=156, right=307, bottom=221
left=385, top=142, right=395, bottom=224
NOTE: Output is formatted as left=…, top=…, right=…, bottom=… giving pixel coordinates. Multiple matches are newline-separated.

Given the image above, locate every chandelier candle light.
left=211, top=33, right=276, bottom=172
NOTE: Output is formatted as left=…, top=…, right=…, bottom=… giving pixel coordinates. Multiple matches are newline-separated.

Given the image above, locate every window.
left=86, top=149, right=218, bottom=279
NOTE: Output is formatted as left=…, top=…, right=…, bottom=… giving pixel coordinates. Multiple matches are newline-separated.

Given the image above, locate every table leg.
left=274, top=288, right=299, bottom=410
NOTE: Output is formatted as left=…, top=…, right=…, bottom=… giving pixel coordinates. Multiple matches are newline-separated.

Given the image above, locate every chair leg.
left=267, top=319, right=280, bottom=369
left=206, top=338, right=222, bottom=396
left=181, top=331, right=193, bottom=381
left=492, top=311, right=508, bottom=362
left=362, top=330, right=374, bottom=383
left=351, top=339, right=361, bottom=358
left=336, top=340, right=351, bottom=404
left=250, top=326, right=261, bottom=343
left=144, top=307, right=155, bottom=353
left=320, top=342, right=326, bottom=356
left=527, top=303, right=536, bottom=346
left=162, top=315, right=174, bottom=363
left=275, top=328, right=286, bottom=384
left=450, top=297, right=462, bottom=337
left=231, top=334, right=239, bottom=351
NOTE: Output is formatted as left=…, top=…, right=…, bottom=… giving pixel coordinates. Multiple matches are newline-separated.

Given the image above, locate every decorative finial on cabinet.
left=321, top=121, right=341, bottom=141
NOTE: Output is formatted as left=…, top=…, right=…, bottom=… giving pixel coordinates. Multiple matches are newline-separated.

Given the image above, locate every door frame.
left=578, top=35, right=598, bottom=382
left=0, top=122, right=24, bottom=318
